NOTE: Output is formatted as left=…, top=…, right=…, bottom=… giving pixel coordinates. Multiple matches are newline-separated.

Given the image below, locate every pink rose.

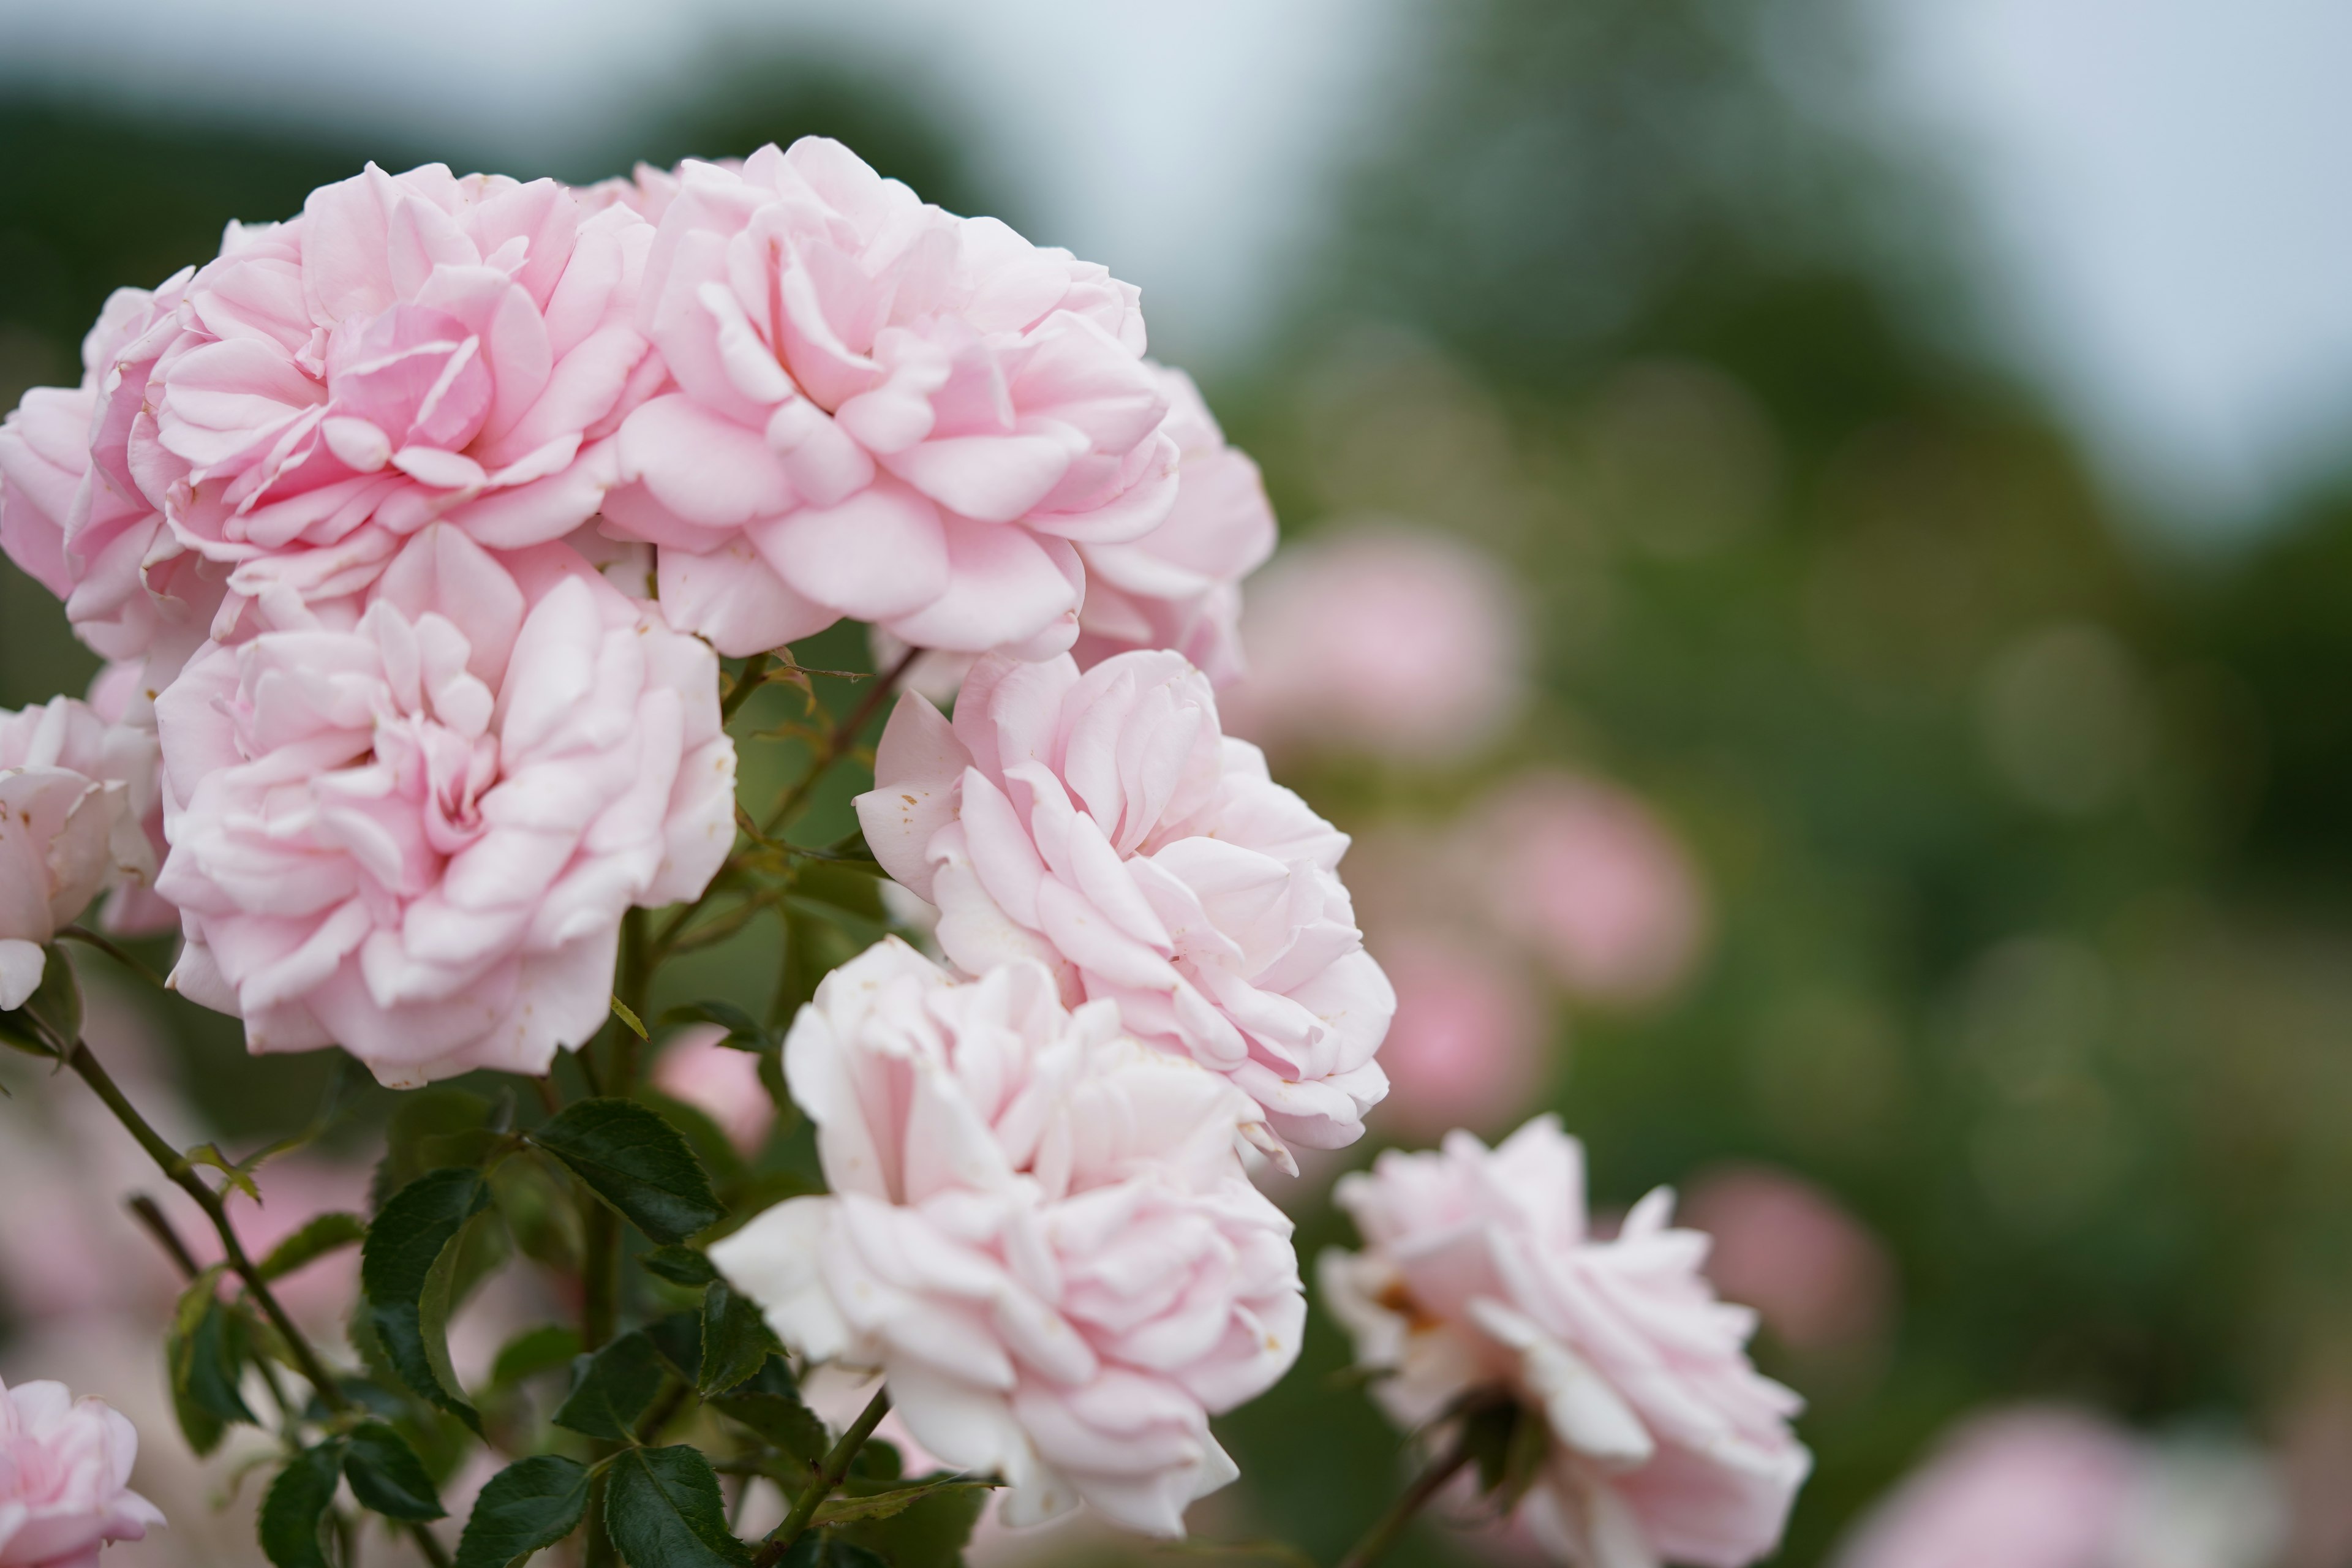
left=651, top=1024, right=776, bottom=1153
left=0, top=280, right=223, bottom=670
left=1679, top=1164, right=1896, bottom=1356
left=124, top=163, right=655, bottom=636
left=78, top=666, right=175, bottom=938
left=1321, top=1116, right=1809, bottom=1568
left=1223, top=526, right=1523, bottom=761
left=0, top=1374, right=164, bottom=1567
left=1476, top=772, right=1707, bottom=1006
left=1071, top=367, right=1276, bottom=687
left=0, top=697, right=159, bottom=1009
left=153, top=526, right=735, bottom=1085
left=598, top=138, right=1177, bottom=658
left=854, top=649, right=1393, bottom=1157
left=709, top=938, right=1302, bottom=1537
left=1830, top=1408, right=2137, bottom=1568
left=1370, top=931, right=1543, bottom=1140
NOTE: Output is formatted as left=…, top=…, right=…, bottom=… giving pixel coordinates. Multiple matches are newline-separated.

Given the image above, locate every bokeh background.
left=4, top=1, right=2351, bottom=1564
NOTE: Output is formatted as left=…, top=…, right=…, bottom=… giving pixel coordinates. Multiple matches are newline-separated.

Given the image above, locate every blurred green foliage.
left=3, top=1, right=2349, bottom=1563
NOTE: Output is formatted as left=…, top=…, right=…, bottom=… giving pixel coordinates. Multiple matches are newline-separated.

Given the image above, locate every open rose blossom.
left=597, top=137, right=1177, bottom=658
left=1321, top=1116, right=1809, bottom=1568
left=0, top=1374, right=164, bottom=1567
left=0, top=279, right=222, bottom=671
left=854, top=648, right=1393, bottom=1157
left=709, top=938, right=1303, bottom=1537
left=122, top=162, right=655, bottom=635
left=0, top=698, right=159, bottom=1009
left=1069, top=367, right=1276, bottom=686
left=153, top=525, right=734, bottom=1085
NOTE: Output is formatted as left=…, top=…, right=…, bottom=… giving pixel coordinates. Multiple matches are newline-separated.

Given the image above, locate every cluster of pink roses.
left=0, top=139, right=1807, bottom=1562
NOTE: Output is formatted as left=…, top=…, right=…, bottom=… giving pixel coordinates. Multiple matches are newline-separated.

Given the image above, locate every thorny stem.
left=1332, top=1428, right=1478, bottom=1568
left=761, top=646, right=919, bottom=838
left=753, top=1387, right=893, bottom=1566
left=70, top=1039, right=454, bottom=1568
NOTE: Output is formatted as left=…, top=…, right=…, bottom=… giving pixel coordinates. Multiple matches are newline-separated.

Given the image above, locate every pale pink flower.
left=0, top=281, right=222, bottom=670
left=1830, top=1408, right=2138, bottom=1568
left=854, top=649, right=1393, bottom=1157
left=1370, top=931, right=1542, bottom=1139
left=1224, top=526, right=1521, bottom=760
left=598, top=138, right=1176, bottom=658
left=1321, top=1116, right=1809, bottom=1568
left=153, top=526, right=735, bottom=1085
left=122, top=163, right=655, bottom=636
left=1070, top=368, right=1275, bottom=687
left=80, top=666, right=175, bottom=938
left=0, top=1374, right=164, bottom=1567
left=1476, top=772, right=1706, bottom=1006
left=710, top=938, right=1302, bottom=1537
left=652, top=1024, right=776, bottom=1153
left=0, top=698, right=159, bottom=1009
left=1679, top=1164, right=1896, bottom=1356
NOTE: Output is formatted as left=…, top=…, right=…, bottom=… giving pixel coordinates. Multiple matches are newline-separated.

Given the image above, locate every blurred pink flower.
left=1477, top=772, right=1706, bottom=1006
left=154, top=526, right=735, bottom=1086
left=1224, top=526, right=1521, bottom=761
left=1831, top=1408, right=2138, bottom=1568
left=196, top=1158, right=372, bottom=1333
left=652, top=1024, right=776, bottom=1153
left=599, top=138, right=1174, bottom=659
left=1370, top=932, right=1542, bottom=1139
left=1322, top=1116, right=1809, bottom=1568
left=710, top=938, right=1303, bottom=1537
left=1071, top=368, right=1275, bottom=687
left=0, top=279, right=224, bottom=673
left=855, top=649, right=1393, bottom=1157
left=0, top=1374, right=164, bottom=1567
left=1679, top=1164, right=1896, bottom=1355
left=0, top=697, right=159, bottom=1008
left=123, top=163, right=655, bottom=636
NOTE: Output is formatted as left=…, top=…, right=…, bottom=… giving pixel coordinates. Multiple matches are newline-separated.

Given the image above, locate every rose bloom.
left=0, top=696, right=159, bottom=1009
left=855, top=649, right=1393, bottom=1158
left=119, top=162, right=655, bottom=635
left=1321, top=1116, right=1809, bottom=1568
left=1679, top=1164, right=1896, bottom=1356
left=1830, top=1408, right=2139, bottom=1568
left=1069, top=367, right=1276, bottom=687
left=1474, top=772, right=1706, bottom=1006
left=0, top=279, right=222, bottom=673
left=710, top=938, right=1303, bottom=1537
left=598, top=137, right=1177, bottom=659
left=651, top=1023, right=777, bottom=1153
left=1223, top=525, right=1522, bottom=761
left=153, top=524, right=734, bottom=1085
left=0, top=1375, right=164, bottom=1568
left=1370, top=930, right=1544, bottom=1140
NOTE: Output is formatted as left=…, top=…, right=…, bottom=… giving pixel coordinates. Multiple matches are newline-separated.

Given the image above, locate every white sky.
left=3, top=0, right=2346, bottom=534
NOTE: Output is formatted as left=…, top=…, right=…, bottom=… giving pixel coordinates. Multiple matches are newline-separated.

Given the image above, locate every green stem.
left=720, top=653, right=773, bottom=723
left=761, top=646, right=919, bottom=838
left=56, top=925, right=170, bottom=992
left=753, top=1387, right=892, bottom=1566
left=1332, top=1428, right=1477, bottom=1568
left=584, top=1470, right=617, bottom=1568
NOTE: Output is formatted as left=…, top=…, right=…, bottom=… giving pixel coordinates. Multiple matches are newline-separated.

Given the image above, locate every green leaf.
left=642, top=1245, right=718, bottom=1288
left=644, top=1309, right=705, bottom=1386
left=373, top=1089, right=499, bottom=1209
left=709, top=1357, right=826, bottom=1466
left=488, top=1324, right=583, bottom=1390
left=259, top=1212, right=368, bottom=1281
left=812, top=1478, right=1001, bottom=1528
left=167, top=1270, right=256, bottom=1453
left=453, top=1455, right=591, bottom=1568
left=361, top=1167, right=492, bottom=1431
left=551, top=1331, right=665, bottom=1441
left=700, top=1280, right=780, bottom=1395
left=611, top=994, right=650, bottom=1041
left=777, top=1539, right=888, bottom=1568
left=259, top=1440, right=346, bottom=1568
left=342, top=1420, right=446, bottom=1521
left=832, top=1479, right=990, bottom=1568
left=530, top=1098, right=723, bottom=1245
left=490, top=1153, right=585, bottom=1275
left=602, top=1446, right=750, bottom=1568
left=658, top=1000, right=772, bottom=1052
left=638, top=1088, right=748, bottom=1191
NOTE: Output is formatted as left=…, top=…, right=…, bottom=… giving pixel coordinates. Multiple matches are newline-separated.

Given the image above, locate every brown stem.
left=752, top=1387, right=892, bottom=1566
left=1332, top=1428, right=1477, bottom=1568
left=761, top=646, right=919, bottom=838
